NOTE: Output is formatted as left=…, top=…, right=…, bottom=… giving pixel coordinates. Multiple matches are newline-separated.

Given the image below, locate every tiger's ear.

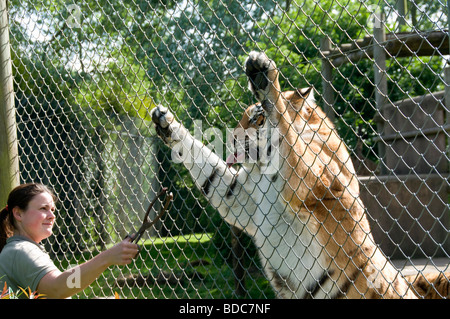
left=296, top=87, right=315, bottom=106
left=297, top=87, right=313, bottom=99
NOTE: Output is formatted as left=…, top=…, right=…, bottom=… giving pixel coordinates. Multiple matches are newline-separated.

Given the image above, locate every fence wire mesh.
left=6, top=0, right=450, bottom=298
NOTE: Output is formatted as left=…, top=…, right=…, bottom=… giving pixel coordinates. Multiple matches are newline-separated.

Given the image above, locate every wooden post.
left=373, top=12, right=388, bottom=174
left=397, top=0, right=408, bottom=27
left=444, top=68, right=450, bottom=173
left=0, top=0, right=19, bottom=205
left=320, top=37, right=335, bottom=122
left=445, top=0, right=450, bottom=174
left=447, top=0, right=450, bottom=55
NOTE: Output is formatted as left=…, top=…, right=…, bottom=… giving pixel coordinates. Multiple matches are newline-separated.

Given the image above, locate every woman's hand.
left=103, top=237, right=140, bottom=266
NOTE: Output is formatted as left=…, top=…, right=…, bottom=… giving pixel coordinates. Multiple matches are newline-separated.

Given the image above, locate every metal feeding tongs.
left=126, top=187, right=173, bottom=245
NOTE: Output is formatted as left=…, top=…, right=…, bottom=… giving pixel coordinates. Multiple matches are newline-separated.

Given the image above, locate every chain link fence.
left=5, top=0, right=450, bottom=298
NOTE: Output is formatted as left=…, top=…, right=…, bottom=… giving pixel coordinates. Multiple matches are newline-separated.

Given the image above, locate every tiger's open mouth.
left=226, top=151, right=245, bottom=167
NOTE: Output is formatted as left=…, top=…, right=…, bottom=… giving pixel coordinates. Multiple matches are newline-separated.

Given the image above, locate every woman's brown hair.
left=0, top=183, right=56, bottom=252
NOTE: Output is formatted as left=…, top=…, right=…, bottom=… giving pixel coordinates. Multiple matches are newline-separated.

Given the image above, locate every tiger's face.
left=237, top=102, right=266, bottom=130
left=226, top=88, right=314, bottom=168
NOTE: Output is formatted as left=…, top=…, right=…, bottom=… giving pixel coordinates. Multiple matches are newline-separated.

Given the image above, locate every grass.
left=57, top=233, right=274, bottom=299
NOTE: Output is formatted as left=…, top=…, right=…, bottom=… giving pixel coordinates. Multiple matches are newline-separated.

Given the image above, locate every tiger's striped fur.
left=406, top=272, right=449, bottom=299
left=151, top=51, right=448, bottom=298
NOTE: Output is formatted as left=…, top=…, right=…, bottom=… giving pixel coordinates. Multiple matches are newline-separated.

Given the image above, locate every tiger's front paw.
left=151, top=105, right=184, bottom=145
left=245, top=51, right=278, bottom=102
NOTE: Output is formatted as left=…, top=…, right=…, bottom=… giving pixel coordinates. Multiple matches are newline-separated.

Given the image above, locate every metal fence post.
left=0, top=0, right=18, bottom=204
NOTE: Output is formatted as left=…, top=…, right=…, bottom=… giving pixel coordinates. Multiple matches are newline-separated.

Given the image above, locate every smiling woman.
left=0, top=184, right=56, bottom=248
left=0, top=183, right=140, bottom=299
left=10, top=191, right=56, bottom=243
